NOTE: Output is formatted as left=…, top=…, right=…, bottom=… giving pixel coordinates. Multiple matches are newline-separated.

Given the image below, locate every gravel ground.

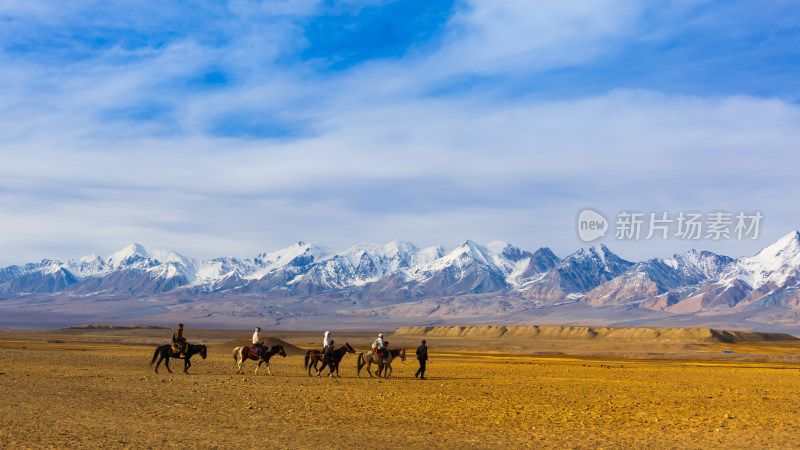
left=2, top=337, right=800, bottom=448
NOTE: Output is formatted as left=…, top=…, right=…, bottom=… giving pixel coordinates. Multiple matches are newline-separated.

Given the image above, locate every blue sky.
left=1, top=0, right=800, bottom=265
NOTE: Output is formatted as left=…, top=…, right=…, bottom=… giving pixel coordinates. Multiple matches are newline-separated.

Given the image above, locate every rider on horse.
left=372, top=333, right=388, bottom=361
left=323, top=339, right=335, bottom=359
left=323, top=331, right=332, bottom=350
left=320, top=339, right=336, bottom=377
left=172, top=323, right=188, bottom=358
left=252, top=327, right=263, bottom=358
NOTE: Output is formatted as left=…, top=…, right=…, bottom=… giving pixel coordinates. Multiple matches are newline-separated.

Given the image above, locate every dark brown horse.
left=233, top=345, right=287, bottom=375
left=304, top=343, right=355, bottom=377
left=357, top=347, right=405, bottom=378
left=150, top=343, right=207, bottom=374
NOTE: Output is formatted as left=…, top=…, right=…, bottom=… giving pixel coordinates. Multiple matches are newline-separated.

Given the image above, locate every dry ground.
left=3, top=330, right=800, bottom=448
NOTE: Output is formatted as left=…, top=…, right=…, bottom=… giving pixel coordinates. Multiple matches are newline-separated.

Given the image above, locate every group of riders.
left=169, top=324, right=428, bottom=379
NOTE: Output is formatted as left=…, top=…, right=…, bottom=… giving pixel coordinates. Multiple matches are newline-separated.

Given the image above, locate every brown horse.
left=356, top=347, right=405, bottom=378
left=304, top=343, right=355, bottom=377
left=233, top=344, right=287, bottom=375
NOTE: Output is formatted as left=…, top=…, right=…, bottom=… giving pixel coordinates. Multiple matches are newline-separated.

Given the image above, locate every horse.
left=232, top=344, right=287, bottom=375
left=150, top=343, right=207, bottom=374
left=356, top=347, right=405, bottom=378
left=304, top=343, right=355, bottom=377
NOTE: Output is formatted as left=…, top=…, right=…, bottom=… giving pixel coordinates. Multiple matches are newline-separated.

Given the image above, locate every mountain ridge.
left=2, top=231, right=800, bottom=331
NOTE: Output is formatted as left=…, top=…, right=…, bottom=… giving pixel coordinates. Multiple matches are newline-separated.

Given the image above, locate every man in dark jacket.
left=317, top=339, right=336, bottom=378
left=172, top=323, right=187, bottom=358
left=415, top=340, right=428, bottom=379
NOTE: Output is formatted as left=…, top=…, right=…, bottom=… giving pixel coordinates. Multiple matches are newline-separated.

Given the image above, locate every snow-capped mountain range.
left=2, top=231, right=800, bottom=331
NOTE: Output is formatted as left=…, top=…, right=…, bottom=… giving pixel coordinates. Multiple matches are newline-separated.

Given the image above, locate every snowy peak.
left=413, top=240, right=493, bottom=275
left=108, top=243, right=148, bottom=268
left=415, top=245, right=447, bottom=265
left=563, top=245, right=631, bottom=272
left=733, top=230, right=800, bottom=288
left=452, top=240, right=492, bottom=265
left=253, top=241, right=331, bottom=271
left=107, top=243, right=190, bottom=270
left=380, top=239, right=420, bottom=257
left=338, top=240, right=419, bottom=267
left=747, top=231, right=800, bottom=271
left=522, top=244, right=634, bottom=299
left=665, top=250, right=735, bottom=281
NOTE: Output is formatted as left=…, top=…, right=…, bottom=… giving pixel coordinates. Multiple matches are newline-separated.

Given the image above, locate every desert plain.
left=3, top=325, right=800, bottom=448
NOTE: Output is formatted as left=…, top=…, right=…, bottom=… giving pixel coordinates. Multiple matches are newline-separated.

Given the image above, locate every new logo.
left=577, top=209, right=608, bottom=242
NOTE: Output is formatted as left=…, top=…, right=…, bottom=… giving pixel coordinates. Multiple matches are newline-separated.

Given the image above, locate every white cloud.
left=2, top=87, right=799, bottom=264
left=1, top=1, right=799, bottom=265
left=427, top=0, right=643, bottom=75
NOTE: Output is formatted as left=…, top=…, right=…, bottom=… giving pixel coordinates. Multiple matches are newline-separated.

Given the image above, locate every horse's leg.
left=316, top=359, right=324, bottom=377
left=184, top=357, right=191, bottom=374
left=366, top=360, right=374, bottom=378
left=154, top=353, right=162, bottom=374
left=267, top=361, right=272, bottom=376
left=316, top=361, right=325, bottom=377
left=373, top=359, right=381, bottom=377
left=164, top=356, right=173, bottom=374
left=255, top=360, right=262, bottom=375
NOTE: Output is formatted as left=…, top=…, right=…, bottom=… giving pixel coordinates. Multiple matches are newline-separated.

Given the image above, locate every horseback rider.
left=323, top=330, right=332, bottom=350
left=372, top=333, right=388, bottom=360
left=319, top=339, right=336, bottom=377
left=252, top=327, right=263, bottom=358
left=172, top=323, right=187, bottom=358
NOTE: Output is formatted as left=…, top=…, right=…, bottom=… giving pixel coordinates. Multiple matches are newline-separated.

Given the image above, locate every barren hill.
left=393, top=325, right=798, bottom=344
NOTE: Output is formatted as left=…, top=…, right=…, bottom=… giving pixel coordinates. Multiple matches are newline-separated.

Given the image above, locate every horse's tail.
left=232, top=347, right=239, bottom=362
left=356, top=352, right=364, bottom=375
left=150, top=347, right=160, bottom=365
left=304, top=350, right=310, bottom=369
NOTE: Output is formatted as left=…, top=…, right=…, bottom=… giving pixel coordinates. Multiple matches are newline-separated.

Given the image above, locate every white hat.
left=378, top=333, right=384, bottom=337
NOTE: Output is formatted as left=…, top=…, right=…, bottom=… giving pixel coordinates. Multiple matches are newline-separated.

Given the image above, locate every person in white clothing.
left=252, top=327, right=263, bottom=358
left=372, top=333, right=387, bottom=360
left=323, top=331, right=332, bottom=349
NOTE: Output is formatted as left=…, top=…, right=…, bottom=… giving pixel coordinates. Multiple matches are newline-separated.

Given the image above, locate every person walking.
left=415, top=340, right=428, bottom=379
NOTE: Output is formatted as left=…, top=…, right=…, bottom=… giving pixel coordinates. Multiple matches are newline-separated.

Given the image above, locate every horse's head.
left=200, top=345, right=207, bottom=359
left=345, top=342, right=356, bottom=353
left=277, top=345, right=287, bottom=358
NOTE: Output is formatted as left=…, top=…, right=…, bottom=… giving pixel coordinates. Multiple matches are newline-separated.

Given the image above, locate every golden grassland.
left=2, top=331, right=800, bottom=448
